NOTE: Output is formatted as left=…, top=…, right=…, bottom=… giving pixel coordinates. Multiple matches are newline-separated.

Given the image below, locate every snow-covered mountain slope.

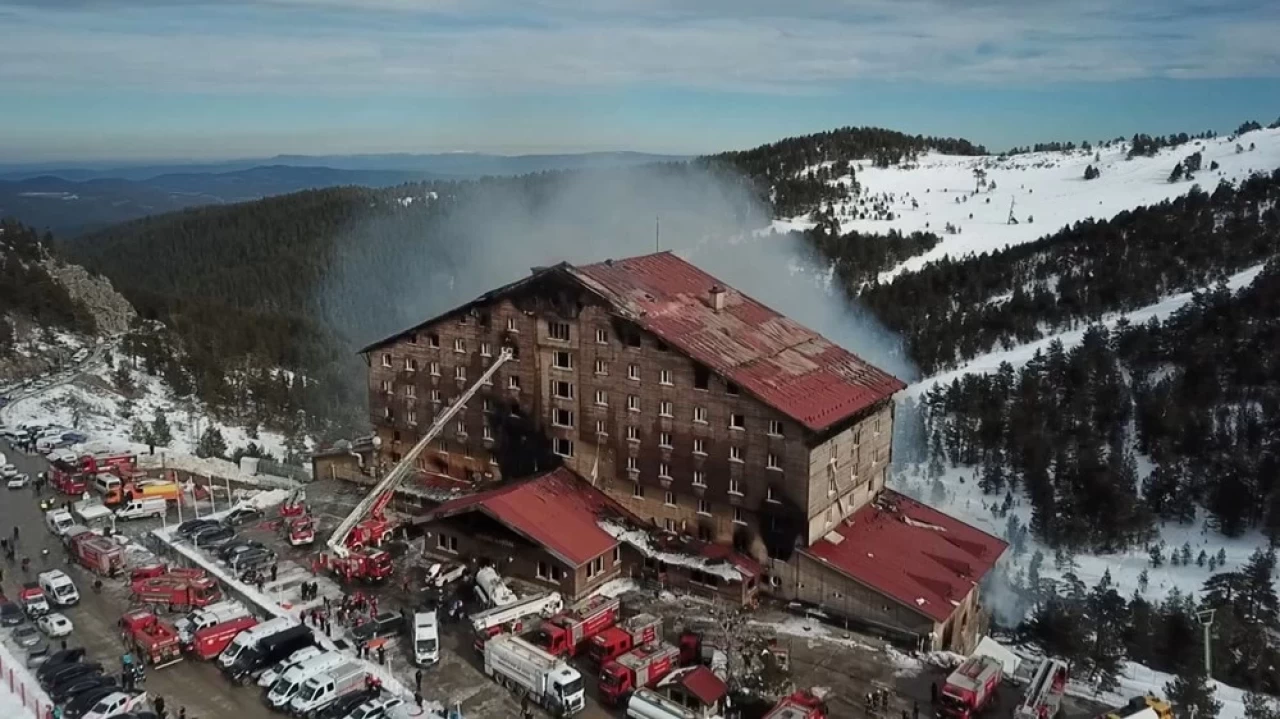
left=774, top=127, right=1280, bottom=282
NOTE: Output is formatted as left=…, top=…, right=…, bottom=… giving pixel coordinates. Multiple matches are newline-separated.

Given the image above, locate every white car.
left=6, top=473, right=28, bottom=489
left=343, top=696, right=404, bottom=719
left=36, top=613, right=73, bottom=638
left=82, top=691, right=147, bottom=719
left=1, top=464, right=17, bottom=478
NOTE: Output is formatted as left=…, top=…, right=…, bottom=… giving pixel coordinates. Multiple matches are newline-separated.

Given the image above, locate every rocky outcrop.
left=41, top=260, right=135, bottom=335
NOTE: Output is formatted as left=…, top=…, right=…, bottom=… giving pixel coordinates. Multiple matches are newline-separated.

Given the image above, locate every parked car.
left=228, top=547, right=276, bottom=573
left=223, top=507, right=263, bottom=527
left=1, top=464, right=17, bottom=478
left=7, top=472, right=29, bottom=489
left=344, top=696, right=405, bottom=719
left=191, top=526, right=237, bottom=548
left=25, top=637, right=52, bottom=667
left=37, top=612, right=75, bottom=638
left=175, top=519, right=220, bottom=540
left=217, top=540, right=267, bottom=562
left=64, top=685, right=120, bottom=718
left=316, top=690, right=380, bottom=719
left=0, top=600, right=24, bottom=626
left=50, top=676, right=113, bottom=705
left=46, top=668, right=108, bottom=699
left=36, top=648, right=88, bottom=681
left=349, top=612, right=404, bottom=645
left=81, top=691, right=148, bottom=719
left=13, top=623, right=44, bottom=647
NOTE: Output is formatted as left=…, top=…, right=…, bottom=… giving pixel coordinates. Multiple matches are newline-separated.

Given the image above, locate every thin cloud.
left=0, top=0, right=1277, bottom=94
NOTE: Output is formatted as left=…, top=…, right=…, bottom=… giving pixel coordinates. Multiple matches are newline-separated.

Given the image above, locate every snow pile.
left=745, top=616, right=875, bottom=651
left=1068, top=661, right=1249, bottom=719
left=138, top=452, right=299, bottom=487
left=0, top=635, right=52, bottom=718
left=598, top=520, right=743, bottom=582
left=772, top=128, right=1280, bottom=283
left=592, top=577, right=641, bottom=599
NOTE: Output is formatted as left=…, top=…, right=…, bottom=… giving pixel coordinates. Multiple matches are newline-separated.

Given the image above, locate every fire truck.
left=70, top=532, right=126, bottom=575
left=1014, top=658, right=1069, bottom=719
left=132, top=570, right=224, bottom=612
left=471, top=591, right=565, bottom=650
left=598, top=642, right=679, bottom=706
left=49, top=458, right=87, bottom=495
left=940, top=655, right=1004, bottom=719
left=119, top=609, right=184, bottom=668
left=588, top=613, right=661, bottom=665
left=763, top=690, right=830, bottom=719
left=321, top=348, right=513, bottom=582
left=81, top=451, right=137, bottom=476
left=530, top=595, right=621, bottom=658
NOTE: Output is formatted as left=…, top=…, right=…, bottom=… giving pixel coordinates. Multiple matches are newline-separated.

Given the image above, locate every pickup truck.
left=350, top=611, right=404, bottom=645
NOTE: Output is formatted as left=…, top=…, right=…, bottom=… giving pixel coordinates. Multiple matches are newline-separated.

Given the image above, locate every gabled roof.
left=361, top=251, right=904, bottom=432
left=567, top=252, right=904, bottom=431
left=413, top=467, right=621, bottom=567
left=802, top=490, right=1008, bottom=623
left=659, top=665, right=727, bottom=706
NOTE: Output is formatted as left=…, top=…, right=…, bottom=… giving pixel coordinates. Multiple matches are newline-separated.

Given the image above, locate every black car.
left=190, top=525, right=236, bottom=548
left=50, top=675, right=113, bottom=703
left=175, top=519, right=220, bottom=540
left=228, top=547, right=276, bottom=572
left=0, top=600, right=24, bottom=626
left=63, top=685, right=119, bottom=718
left=37, top=648, right=87, bottom=679
left=217, top=539, right=267, bottom=561
left=40, top=661, right=102, bottom=690
left=222, top=507, right=263, bottom=527
left=350, top=611, right=404, bottom=644
left=316, top=689, right=380, bottom=719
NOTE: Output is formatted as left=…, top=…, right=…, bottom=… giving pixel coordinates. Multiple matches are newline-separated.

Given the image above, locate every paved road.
left=0, top=439, right=280, bottom=719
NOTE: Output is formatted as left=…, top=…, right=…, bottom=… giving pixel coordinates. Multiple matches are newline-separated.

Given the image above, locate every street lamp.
left=1196, top=609, right=1216, bottom=677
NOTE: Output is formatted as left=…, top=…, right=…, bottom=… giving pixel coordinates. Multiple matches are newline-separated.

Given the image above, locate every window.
left=380, top=380, right=392, bottom=393
left=548, top=321, right=570, bottom=341
left=482, top=372, right=493, bottom=387
left=659, top=432, right=672, bottom=448
left=429, top=361, right=440, bottom=376
left=595, top=420, right=607, bottom=435
left=624, top=331, right=641, bottom=348
left=664, top=518, right=675, bottom=532
left=729, top=413, right=745, bottom=430
left=478, top=312, right=490, bottom=328
left=453, top=338, right=465, bottom=353
left=693, top=407, right=707, bottom=424
left=697, top=500, right=711, bottom=516
left=659, top=463, right=671, bottom=479
left=408, top=333, right=417, bottom=344
left=483, top=425, right=493, bottom=440
left=825, top=506, right=834, bottom=526
left=507, top=375, right=521, bottom=390
left=766, top=486, right=779, bottom=503
left=768, top=420, right=783, bottom=437
left=627, top=395, right=640, bottom=412
left=536, top=562, right=551, bottom=580
left=626, top=457, right=638, bottom=472
left=614, top=546, right=621, bottom=564
left=456, top=420, right=467, bottom=435
left=553, top=351, right=573, bottom=370
left=436, top=534, right=458, bottom=552
left=729, top=446, right=743, bottom=462
left=553, top=380, right=574, bottom=399
left=482, top=398, right=493, bottom=412
left=626, top=426, right=639, bottom=442
left=767, top=453, right=781, bottom=470
left=407, top=410, right=417, bottom=425
left=693, top=365, right=709, bottom=390
left=595, top=328, right=609, bottom=344
left=628, top=364, right=640, bottom=381
left=733, top=508, right=745, bottom=525
left=594, top=390, right=608, bottom=406
left=381, top=353, right=392, bottom=367
left=728, top=479, right=742, bottom=495
left=454, top=366, right=466, bottom=381
left=876, top=415, right=884, bottom=435
left=828, top=476, right=838, bottom=496
left=404, top=384, right=416, bottom=398
left=726, top=382, right=740, bottom=396
left=428, top=333, right=440, bottom=348
left=659, top=401, right=673, bottom=417
left=458, top=314, right=469, bottom=325
left=664, top=491, right=676, bottom=506
left=875, top=447, right=887, bottom=464
left=660, top=370, right=672, bottom=385
left=693, top=471, right=706, bottom=487
left=553, top=408, right=574, bottom=428
left=383, top=406, right=392, bottom=419
left=632, top=482, right=644, bottom=497
left=480, top=342, right=492, bottom=358
left=594, top=360, right=609, bottom=375
left=586, top=557, right=603, bottom=578
left=506, top=317, right=517, bottom=332
left=404, top=357, right=417, bottom=372
left=553, top=438, right=574, bottom=458
left=430, top=389, right=441, bottom=403
left=437, top=440, right=449, bottom=454
left=692, top=438, right=706, bottom=455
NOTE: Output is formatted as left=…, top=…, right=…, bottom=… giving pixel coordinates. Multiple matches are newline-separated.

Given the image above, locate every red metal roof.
left=802, top=490, right=1008, bottom=623
left=570, top=252, right=905, bottom=432
left=663, top=665, right=728, bottom=706
left=417, top=467, right=621, bottom=567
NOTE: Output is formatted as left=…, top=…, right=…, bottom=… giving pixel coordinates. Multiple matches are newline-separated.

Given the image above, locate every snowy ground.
left=772, top=127, right=1280, bottom=283
left=0, top=338, right=297, bottom=464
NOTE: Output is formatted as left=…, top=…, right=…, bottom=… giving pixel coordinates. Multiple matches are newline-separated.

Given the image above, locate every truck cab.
left=38, top=570, right=80, bottom=606
left=45, top=508, right=75, bottom=535
left=20, top=583, right=50, bottom=617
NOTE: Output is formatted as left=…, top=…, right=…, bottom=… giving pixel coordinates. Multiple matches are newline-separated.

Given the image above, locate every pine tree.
left=1245, top=693, right=1280, bottom=719
left=112, top=363, right=134, bottom=394
left=1138, top=569, right=1149, bottom=593
left=1165, top=666, right=1222, bottom=719
left=1197, top=550, right=1207, bottom=568
left=130, top=419, right=152, bottom=445
left=1169, top=162, right=1186, bottom=183
left=1083, top=571, right=1127, bottom=690
left=1218, top=548, right=1228, bottom=566
left=1151, top=544, right=1165, bottom=568
left=1181, top=543, right=1193, bottom=566
left=195, top=426, right=228, bottom=459
left=150, top=411, right=172, bottom=448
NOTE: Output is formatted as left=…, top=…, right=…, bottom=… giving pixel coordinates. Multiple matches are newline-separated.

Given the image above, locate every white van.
left=287, top=663, right=367, bottom=716
left=93, top=473, right=120, bottom=497
left=258, top=645, right=324, bottom=688
left=175, top=600, right=251, bottom=644
left=115, top=497, right=167, bottom=521
left=38, top=570, right=80, bottom=606
left=219, top=616, right=296, bottom=669
left=45, top=508, right=75, bottom=536
left=267, top=651, right=346, bottom=708
left=413, top=610, right=440, bottom=666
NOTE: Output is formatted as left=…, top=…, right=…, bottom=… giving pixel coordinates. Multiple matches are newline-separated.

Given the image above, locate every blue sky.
left=2, top=0, right=1279, bottom=162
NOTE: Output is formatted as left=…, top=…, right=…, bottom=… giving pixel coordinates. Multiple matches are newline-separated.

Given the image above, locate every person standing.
left=414, top=669, right=422, bottom=693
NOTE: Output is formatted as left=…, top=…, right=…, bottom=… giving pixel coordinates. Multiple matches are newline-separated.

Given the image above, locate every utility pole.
left=1196, top=609, right=1215, bottom=677
left=655, top=216, right=660, bottom=252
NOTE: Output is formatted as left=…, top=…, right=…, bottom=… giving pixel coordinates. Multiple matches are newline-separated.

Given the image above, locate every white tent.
left=972, top=635, right=1023, bottom=677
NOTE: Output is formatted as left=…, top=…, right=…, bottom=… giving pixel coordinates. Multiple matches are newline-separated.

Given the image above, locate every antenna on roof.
left=655, top=216, right=660, bottom=252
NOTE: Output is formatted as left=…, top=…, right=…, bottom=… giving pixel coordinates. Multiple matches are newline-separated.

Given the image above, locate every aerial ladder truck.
left=322, top=348, right=513, bottom=583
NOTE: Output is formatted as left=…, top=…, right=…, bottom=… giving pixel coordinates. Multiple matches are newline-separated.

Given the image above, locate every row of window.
left=632, top=479, right=785, bottom=503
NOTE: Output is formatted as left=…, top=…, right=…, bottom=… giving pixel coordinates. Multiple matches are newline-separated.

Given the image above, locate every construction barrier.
left=0, top=639, right=54, bottom=718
